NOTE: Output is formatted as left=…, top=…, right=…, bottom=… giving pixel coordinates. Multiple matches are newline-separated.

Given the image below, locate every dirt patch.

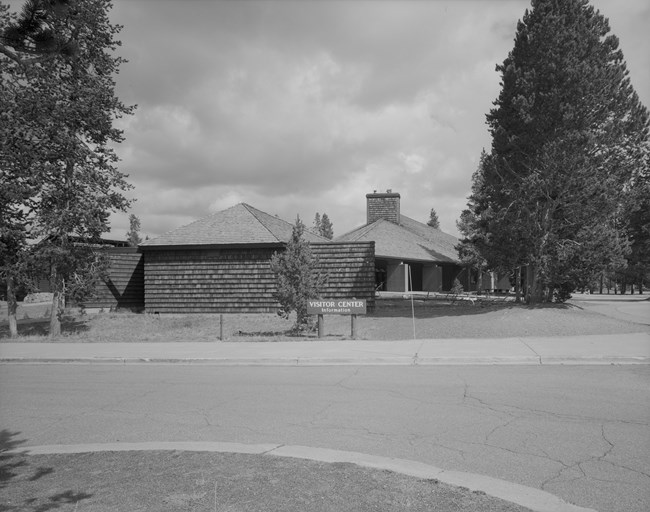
left=0, top=449, right=534, bottom=512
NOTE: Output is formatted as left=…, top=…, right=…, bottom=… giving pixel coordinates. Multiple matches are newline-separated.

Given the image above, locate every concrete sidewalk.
left=1, top=332, right=649, bottom=365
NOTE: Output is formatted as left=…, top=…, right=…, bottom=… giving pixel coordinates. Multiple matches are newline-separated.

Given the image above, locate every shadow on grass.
left=370, top=300, right=578, bottom=319
left=233, top=329, right=326, bottom=341
left=0, top=429, right=93, bottom=512
left=0, top=429, right=28, bottom=490
left=0, top=316, right=90, bottom=340
left=234, top=330, right=292, bottom=338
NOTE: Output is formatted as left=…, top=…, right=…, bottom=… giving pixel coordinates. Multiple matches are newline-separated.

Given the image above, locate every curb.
left=12, top=442, right=597, bottom=512
left=1, top=356, right=648, bottom=365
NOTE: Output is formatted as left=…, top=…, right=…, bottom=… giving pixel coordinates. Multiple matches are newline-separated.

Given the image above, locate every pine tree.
left=270, top=217, right=325, bottom=331
left=312, top=213, right=321, bottom=235
left=464, top=0, right=649, bottom=303
left=126, top=214, right=142, bottom=247
left=427, top=208, right=440, bottom=229
left=319, top=213, right=334, bottom=240
left=0, top=0, right=79, bottom=65
left=312, top=212, right=334, bottom=239
left=1, top=0, right=135, bottom=335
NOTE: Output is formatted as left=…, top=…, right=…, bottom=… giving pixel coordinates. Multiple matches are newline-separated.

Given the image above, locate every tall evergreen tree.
left=427, top=208, right=440, bottom=229
left=270, top=217, right=325, bottom=332
left=126, top=214, right=142, bottom=247
left=319, top=213, right=334, bottom=240
left=463, top=0, right=649, bottom=303
left=622, top=195, right=650, bottom=293
left=312, top=212, right=321, bottom=235
left=1, top=0, right=135, bottom=335
left=312, top=212, right=334, bottom=239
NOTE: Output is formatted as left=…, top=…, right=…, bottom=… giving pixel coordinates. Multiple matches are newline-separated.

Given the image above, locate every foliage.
left=312, top=212, right=334, bottom=239
left=271, top=217, right=325, bottom=332
left=1, top=0, right=135, bottom=335
left=319, top=213, right=334, bottom=240
left=460, top=0, right=650, bottom=303
left=0, top=0, right=78, bottom=65
left=451, top=278, right=464, bottom=295
left=427, top=208, right=440, bottom=229
left=126, top=214, right=142, bottom=247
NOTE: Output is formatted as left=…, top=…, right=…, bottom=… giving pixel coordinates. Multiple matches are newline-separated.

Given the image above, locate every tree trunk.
left=526, top=264, right=543, bottom=304
left=7, top=276, right=18, bottom=338
left=49, top=290, right=62, bottom=337
left=515, top=267, right=521, bottom=303
left=49, top=272, right=64, bottom=338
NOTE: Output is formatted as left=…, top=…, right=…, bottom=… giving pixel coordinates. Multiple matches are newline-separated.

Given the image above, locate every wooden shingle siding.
left=312, top=241, right=375, bottom=311
left=144, top=247, right=280, bottom=313
left=82, top=248, right=144, bottom=310
left=141, top=242, right=375, bottom=314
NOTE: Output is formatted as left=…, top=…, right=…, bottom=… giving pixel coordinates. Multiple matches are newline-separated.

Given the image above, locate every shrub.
left=451, top=278, right=464, bottom=295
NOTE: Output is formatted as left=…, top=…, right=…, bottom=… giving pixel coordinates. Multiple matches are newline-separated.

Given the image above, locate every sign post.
left=307, top=299, right=367, bottom=339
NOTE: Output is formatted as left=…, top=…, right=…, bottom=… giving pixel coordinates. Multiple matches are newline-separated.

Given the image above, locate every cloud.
left=107, top=0, right=650, bottom=240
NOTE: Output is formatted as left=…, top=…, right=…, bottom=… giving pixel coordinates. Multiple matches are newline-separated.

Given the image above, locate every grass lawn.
left=1, top=294, right=648, bottom=341
left=1, top=447, right=534, bottom=512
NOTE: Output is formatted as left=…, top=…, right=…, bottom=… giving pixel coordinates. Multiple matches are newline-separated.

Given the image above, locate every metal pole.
left=219, top=314, right=223, bottom=341
left=409, top=265, right=416, bottom=340
left=351, top=314, right=357, bottom=339
left=318, top=314, right=324, bottom=338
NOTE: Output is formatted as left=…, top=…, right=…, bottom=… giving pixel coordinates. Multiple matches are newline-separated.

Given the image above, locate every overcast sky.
left=104, top=0, right=650, bottom=240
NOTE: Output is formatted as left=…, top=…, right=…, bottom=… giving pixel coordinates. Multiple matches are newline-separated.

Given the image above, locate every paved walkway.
left=1, top=332, right=649, bottom=365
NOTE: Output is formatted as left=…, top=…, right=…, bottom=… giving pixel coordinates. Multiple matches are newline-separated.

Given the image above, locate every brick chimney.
left=366, top=190, right=400, bottom=225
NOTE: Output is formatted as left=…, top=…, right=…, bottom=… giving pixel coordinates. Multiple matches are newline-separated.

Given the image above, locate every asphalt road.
left=1, top=364, right=649, bottom=512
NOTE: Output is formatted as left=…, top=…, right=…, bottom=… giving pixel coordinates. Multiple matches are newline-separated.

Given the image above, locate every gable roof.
left=141, top=203, right=328, bottom=248
left=336, top=215, right=460, bottom=263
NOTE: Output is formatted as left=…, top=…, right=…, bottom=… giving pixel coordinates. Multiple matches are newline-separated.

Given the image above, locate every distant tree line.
left=312, top=212, right=334, bottom=240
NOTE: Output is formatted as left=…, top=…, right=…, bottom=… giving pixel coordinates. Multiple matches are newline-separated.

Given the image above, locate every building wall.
left=479, top=272, right=512, bottom=292
left=144, top=247, right=279, bottom=314
left=386, top=262, right=406, bottom=292
left=311, top=242, right=375, bottom=309
left=142, top=242, right=376, bottom=314
left=423, top=265, right=442, bottom=292
left=381, top=261, right=459, bottom=293
left=82, top=248, right=144, bottom=311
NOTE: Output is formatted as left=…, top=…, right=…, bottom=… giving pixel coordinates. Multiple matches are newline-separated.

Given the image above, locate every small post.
left=351, top=314, right=357, bottom=339
left=219, top=314, right=224, bottom=341
left=318, top=314, right=324, bottom=338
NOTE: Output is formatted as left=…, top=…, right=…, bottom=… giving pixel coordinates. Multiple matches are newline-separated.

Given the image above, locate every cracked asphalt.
left=1, top=364, right=648, bottom=512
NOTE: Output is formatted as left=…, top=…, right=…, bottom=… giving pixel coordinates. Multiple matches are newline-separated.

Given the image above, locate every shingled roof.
left=141, top=203, right=328, bottom=248
left=336, top=215, right=460, bottom=263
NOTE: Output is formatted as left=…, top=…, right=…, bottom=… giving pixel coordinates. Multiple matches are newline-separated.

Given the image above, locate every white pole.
left=409, top=265, right=416, bottom=340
